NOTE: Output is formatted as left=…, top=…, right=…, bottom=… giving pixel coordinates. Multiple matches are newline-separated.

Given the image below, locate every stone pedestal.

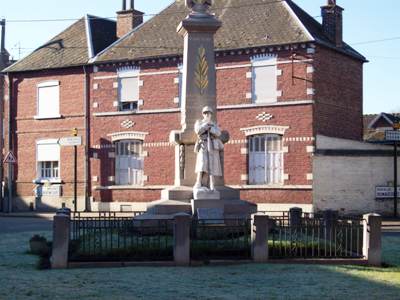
left=251, top=214, right=270, bottom=262
left=363, top=213, right=382, bottom=266
left=173, top=213, right=191, bottom=266
left=51, top=212, right=70, bottom=269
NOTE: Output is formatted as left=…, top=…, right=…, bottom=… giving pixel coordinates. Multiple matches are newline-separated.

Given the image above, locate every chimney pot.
left=117, top=0, right=143, bottom=38
left=321, top=0, right=344, bottom=47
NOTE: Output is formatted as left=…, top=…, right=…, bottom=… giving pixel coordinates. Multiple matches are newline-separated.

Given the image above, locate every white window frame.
left=115, top=140, right=144, bottom=186
left=248, top=134, right=284, bottom=186
left=36, top=139, right=61, bottom=183
left=35, top=81, right=61, bottom=120
left=251, top=55, right=278, bottom=104
left=117, top=68, right=140, bottom=112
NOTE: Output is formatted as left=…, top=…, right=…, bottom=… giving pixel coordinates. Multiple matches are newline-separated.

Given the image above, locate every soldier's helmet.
left=202, top=106, right=213, bottom=114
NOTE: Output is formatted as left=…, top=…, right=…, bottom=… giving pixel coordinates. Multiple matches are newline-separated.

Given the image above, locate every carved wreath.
left=195, top=47, right=209, bottom=94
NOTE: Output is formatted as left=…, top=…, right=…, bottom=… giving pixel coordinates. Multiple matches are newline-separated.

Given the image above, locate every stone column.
left=51, top=211, right=71, bottom=269
left=173, top=213, right=191, bottom=266
left=174, top=6, right=222, bottom=187
left=363, top=213, right=382, bottom=266
left=251, top=214, right=269, bottom=262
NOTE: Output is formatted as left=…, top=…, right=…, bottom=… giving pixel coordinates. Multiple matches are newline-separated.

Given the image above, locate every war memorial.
left=47, top=1, right=382, bottom=269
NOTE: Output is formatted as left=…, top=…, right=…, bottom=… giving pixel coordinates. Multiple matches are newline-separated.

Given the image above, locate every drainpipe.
left=7, top=73, right=12, bottom=213
left=83, top=66, right=91, bottom=211
left=0, top=74, right=4, bottom=211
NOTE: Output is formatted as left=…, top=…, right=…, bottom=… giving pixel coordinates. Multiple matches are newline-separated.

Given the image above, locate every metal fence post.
left=173, top=213, right=191, bottom=266
left=251, top=214, right=269, bottom=262
left=363, top=213, right=382, bottom=266
left=289, top=207, right=303, bottom=227
left=51, top=210, right=71, bottom=269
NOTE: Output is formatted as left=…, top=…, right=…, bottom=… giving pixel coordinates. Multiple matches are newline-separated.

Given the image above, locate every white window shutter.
left=252, top=65, right=277, bottom=104
left=37, top=142, right=60, bottom=162
left=119, top=77, right=139, bottom=102
left=38, top=85, right=60, bottom=117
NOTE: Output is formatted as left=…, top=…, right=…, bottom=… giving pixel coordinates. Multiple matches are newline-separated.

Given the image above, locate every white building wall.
left=313, top=135, right=399, bottom=215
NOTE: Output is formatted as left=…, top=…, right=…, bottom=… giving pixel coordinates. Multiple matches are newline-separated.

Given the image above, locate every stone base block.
left=191, top=198, right=224, bottom=214
left=215, top=186, right=240, bottom=200
left=161, top=186, right=193, bottom=201
left=147, top=199, right=192, bottom=215
left=193, top=187, right=220, bottom=200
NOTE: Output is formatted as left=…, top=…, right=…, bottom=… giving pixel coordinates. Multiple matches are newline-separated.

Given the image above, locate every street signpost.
left=386, top=128, right=400, bottom=217
left=59, top=129, right=81, bottom=212
left=3, top=151, right=16, bottom=213
left=59, top=136, right=82, bottom=147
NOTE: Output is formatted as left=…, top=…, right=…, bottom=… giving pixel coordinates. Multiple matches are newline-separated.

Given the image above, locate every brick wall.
left=313, top=45, right=364, bottom=140
left=6, top=68, right=87, bottom=210
left=6, top=45, right=364, bottom=210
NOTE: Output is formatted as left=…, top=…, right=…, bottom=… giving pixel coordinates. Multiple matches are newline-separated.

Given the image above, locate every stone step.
left=147, top=199, right=192, bottom=215
left=161, top=187, right=193, bottom=201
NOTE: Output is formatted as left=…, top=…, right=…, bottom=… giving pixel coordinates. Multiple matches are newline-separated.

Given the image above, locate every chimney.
left=117, top=0, right=144, bottom=38
left=321, top=0, right=344, bottom=47
left=1, top=19, right=5, bottom=54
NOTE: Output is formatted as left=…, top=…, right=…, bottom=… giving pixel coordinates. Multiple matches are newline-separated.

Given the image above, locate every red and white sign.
left=3, top=151, right=17, bottom=164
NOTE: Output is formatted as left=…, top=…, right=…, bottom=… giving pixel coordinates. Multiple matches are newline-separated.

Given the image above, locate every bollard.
left=251, top=214, right=269, bottom=263
left=51, top=211, right=71, bottom=269
left=173, top=213, right=191, bottom=266
left=363, top=213, right=382, bottom=267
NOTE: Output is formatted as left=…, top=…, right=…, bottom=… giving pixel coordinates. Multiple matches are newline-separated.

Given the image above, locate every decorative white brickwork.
left=306, top=146, right=315, bottom=153
left=120, top=119, right=135, bottom=129
left=256, top=112, right=274, bottom=122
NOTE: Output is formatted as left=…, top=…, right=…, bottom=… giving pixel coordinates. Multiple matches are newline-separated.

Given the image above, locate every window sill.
left=228, top=184, right=312, bottom=190
left=33, top=179, right=63, bottom=184
left=34, top=115, right=62, bottom=120
left=94, top=185, right=168, bottom=190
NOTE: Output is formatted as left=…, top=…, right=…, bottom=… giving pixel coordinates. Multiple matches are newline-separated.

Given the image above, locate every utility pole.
left=393, top=122, right=400, bottom=218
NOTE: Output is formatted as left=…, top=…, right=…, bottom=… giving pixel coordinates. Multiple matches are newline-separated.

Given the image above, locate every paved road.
left=0, top=217, right=52, bottom=234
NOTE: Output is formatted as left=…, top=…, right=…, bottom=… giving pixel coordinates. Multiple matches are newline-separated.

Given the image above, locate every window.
left=36, top=140, right=60, bottom=181
left=248, top=134, right=283, bottom=185
left=251, top=56, right=278, bottom=104
left=118, top=69, right=140, bottom=111
left=115, top=140, right=144, bottom=186
left=36, top=81, right=60, bottom=119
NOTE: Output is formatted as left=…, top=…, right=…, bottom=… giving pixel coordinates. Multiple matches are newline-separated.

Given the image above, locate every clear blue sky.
left=2, top=0, right=399, bottom=114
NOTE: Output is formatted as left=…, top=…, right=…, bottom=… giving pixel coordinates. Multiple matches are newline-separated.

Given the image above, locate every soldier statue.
left=194, top=106, right=223, bottom=191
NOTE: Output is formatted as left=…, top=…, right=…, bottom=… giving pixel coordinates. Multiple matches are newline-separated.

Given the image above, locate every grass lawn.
left=0, top=231, right=399, bottom=300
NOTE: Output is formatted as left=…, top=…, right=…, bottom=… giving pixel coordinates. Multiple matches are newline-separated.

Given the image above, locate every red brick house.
left=3, top=0, right=366, bottom=212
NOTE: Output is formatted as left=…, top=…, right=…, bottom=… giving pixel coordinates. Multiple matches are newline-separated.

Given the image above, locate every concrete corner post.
left=51, top=212, right=71, bottom=269
left=251, top=214, right=269, bottom=262
left=363, top=213, right=382, bottom=267
left=173, top=214, right=191, bottom=266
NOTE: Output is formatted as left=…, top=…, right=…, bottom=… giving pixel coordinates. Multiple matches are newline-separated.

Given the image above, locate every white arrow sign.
left=59, top=136, right=82, bottom=147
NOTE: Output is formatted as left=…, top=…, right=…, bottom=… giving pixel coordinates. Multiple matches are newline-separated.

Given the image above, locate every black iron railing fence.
left=67, top=211, right=365, bottom=262
left=190, top=219, right=251, bottom=260
left=268, top=215, right=364, bottom=259
left=69, top=212, right=173, bottom=262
